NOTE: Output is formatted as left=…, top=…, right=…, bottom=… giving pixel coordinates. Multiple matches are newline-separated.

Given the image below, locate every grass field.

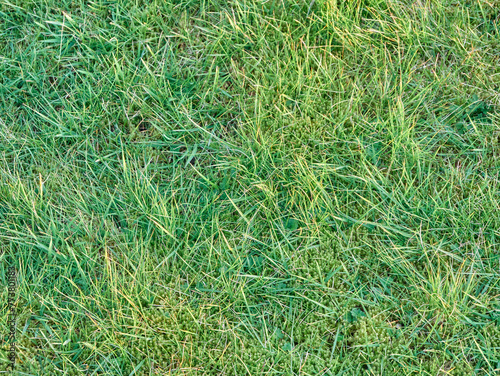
left=1, top=0, right=500, bottom=374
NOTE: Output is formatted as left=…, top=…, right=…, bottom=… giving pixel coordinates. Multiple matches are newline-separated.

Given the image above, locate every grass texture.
left=1, top=0, right=500, bottom=375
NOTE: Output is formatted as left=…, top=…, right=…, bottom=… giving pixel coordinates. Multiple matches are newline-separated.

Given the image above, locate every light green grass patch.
left=1, top=0, right=499, bottom=375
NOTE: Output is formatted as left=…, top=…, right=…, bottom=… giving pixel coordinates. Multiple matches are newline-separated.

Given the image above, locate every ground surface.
left=1, top=0, right=500, bottom=375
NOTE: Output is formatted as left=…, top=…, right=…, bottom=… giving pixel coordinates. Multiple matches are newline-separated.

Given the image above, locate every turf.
left=0, top=0, right=499, bottom=375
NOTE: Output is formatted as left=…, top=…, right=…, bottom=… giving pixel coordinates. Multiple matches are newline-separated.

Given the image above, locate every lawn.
left=1, top=0, right=499, bottom=375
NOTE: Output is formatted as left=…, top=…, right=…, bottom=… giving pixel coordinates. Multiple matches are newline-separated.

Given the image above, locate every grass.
left=0, top=0, right=499, bottom=374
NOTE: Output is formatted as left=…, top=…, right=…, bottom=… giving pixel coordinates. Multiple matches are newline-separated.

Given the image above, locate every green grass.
left=0, top=0, right=499, bottom=374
